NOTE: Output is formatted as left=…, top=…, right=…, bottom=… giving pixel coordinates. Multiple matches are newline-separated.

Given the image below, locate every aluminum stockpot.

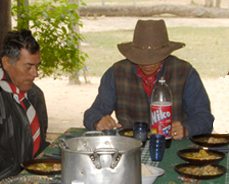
left=60, top=135, right=142, bottom=184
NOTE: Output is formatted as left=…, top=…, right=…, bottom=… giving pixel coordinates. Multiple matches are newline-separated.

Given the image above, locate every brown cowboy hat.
left=117, top=19, right=185, bottom=65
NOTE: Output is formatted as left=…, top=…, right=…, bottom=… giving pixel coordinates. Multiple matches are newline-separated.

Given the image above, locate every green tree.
left=16, top=0, right=29, bottom=29
left=12, top=0, right=87, bottom=78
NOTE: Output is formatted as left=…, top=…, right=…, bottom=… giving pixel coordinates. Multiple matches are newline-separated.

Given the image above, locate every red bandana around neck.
left=0, top=68, right=41, bottom=156
left=136, top=64, right=162, bottom=97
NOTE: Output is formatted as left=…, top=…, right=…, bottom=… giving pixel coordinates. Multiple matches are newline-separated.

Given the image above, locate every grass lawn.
left=81, top=27, right=229, bottom=78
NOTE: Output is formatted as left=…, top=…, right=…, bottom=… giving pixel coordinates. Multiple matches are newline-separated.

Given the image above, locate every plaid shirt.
left=84, top=55, right=214, bottom=137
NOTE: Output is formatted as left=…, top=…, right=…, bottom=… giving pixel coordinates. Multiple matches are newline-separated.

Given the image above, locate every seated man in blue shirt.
left=83, top=19, right=214, bottom=140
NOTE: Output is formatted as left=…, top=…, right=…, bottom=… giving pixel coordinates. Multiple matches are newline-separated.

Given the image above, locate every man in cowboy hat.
left=83, top=19, right=214, bottom=140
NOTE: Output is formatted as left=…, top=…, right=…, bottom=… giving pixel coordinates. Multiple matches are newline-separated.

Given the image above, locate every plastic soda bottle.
left=150, top=77, right=172, bottom=148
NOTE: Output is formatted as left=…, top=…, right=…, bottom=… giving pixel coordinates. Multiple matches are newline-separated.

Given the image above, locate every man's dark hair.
left=1, top=29, right=40, bottom=61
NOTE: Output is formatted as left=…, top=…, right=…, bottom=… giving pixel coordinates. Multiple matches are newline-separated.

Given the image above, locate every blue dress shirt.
left=84, top=63, right=214, bottom=137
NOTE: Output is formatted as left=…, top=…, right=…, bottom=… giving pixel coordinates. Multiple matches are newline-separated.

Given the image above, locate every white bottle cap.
left=159, top=77, right=165, bottom=83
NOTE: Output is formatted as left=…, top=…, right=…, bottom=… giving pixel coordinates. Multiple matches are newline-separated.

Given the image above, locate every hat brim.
left=118, top=41, right=185, bottom=65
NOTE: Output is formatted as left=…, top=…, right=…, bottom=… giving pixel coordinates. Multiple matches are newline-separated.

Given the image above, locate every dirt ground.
left=35, top=17, right=229, bottom=137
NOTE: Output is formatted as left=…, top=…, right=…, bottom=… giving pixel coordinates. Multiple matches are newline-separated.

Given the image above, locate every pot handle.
left=90, top=148, right=122, bottom=169
left=59, top=138, right=70, bottom=150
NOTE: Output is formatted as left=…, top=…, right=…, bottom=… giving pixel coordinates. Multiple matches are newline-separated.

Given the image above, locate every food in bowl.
left=141, top=164, right=164, bottom=184
left=175, top=163, right=226, bottom=179
left=179, top=165, right=221, bottom=175
left=179, top=148, right=223, bottom=159
left=23, top=159, right=61, bottom=175
left=181, top=149, right=221, bottom=160
left=205, top=137, right=228, bottom=144
left=118, top=129, right=134, bottom=137
left=191, top=134, right=229, bottom=147
left=177, top=148, right=225, bottom=164
left=196, top=136, right=228, bottom=145
left=119, top=129, right=151, bottom=139
left=26, top=162, right=61, bottom=172
left=123, top=130, right=134, bottom=137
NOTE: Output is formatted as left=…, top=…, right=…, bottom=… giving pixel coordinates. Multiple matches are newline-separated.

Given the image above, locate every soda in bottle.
left=150, top=77, right=172, bottom=148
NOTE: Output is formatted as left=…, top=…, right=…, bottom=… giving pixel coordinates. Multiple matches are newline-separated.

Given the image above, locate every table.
left=141, top=141, right=229, bottom=184
left=42, top=128, right=229, bottom=184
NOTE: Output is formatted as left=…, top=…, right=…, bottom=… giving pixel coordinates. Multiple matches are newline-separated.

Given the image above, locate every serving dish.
left=119, top=128, right=150, bottom=139
left=0, top=175, right=61, bottom=184
left=190, top=134, right=229, bottom=147
left=141, top=164, right=164, bottom=184
left=23, top=159, right=61, bottom=175
left=175, top=163, right=226, bottom=180
left=177, top=148, right=225, bottom=165
left=119, top=128, right=134, bottom=137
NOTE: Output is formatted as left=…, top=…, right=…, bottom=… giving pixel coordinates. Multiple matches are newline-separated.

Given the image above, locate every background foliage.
left=12, top=0, right=87, bottom=77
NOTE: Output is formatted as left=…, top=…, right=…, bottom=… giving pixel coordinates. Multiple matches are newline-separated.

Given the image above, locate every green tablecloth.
left=141, top=140, right=229, bottom=184
left=43, top=128, right=229, bottom=184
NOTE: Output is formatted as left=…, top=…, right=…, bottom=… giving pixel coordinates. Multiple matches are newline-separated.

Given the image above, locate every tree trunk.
left=205, top=0, right=221, bottom=8
left=0, top=0, right=11, bottom=52
left=80, top=4, right=229, bottom=18
left=68, top=0, right=86, bottom=84
left=205, top=0, right=214, bottom=7
left=215, top=0, right=221, bottom=8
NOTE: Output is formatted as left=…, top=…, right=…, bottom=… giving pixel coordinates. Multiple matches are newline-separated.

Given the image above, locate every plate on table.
left=23, top=159, right=61, bottom=175
left=119, top=128, right=134, bottom=137
left=141, top=164, right=164, bottom=184
left=175, top=163, right=226, bottom=180
left=177, top=148, right=225, bottom=165
left=0, top=175, right=61, bottom=184
left=119, top=128, right=150, bottom=139
left=190, top=134, right=229, bottom=147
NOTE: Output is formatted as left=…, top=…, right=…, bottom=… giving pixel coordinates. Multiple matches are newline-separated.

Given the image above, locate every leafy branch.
left=12, top=0, right=87, bottom=78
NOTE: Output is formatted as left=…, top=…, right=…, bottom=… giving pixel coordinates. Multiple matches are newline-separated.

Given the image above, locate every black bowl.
left=177, top=148, right=225, bottom=165
left=118, top=128, right=134, bottom=137
left=190, top=134, right=229, bottom=147
left=118, top=128, right=151, bottom=139
left=23, top=159, right=61, bottom=175
left=175, top=163, right=226, bottom=180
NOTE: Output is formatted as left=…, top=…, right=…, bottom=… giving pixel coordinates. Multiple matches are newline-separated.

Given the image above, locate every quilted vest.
left=114, top=55, right=192, bottom=129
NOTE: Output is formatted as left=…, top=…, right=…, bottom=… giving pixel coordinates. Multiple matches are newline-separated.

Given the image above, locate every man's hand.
left=172, top=121, right=188, bottom=140
left=95, top=115, right=122, bottom=130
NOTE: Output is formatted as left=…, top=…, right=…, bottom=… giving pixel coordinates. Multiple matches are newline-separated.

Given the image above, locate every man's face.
left=139, top=62, right=161, bottom=75
left=2, top=48, right=40, bottom=92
